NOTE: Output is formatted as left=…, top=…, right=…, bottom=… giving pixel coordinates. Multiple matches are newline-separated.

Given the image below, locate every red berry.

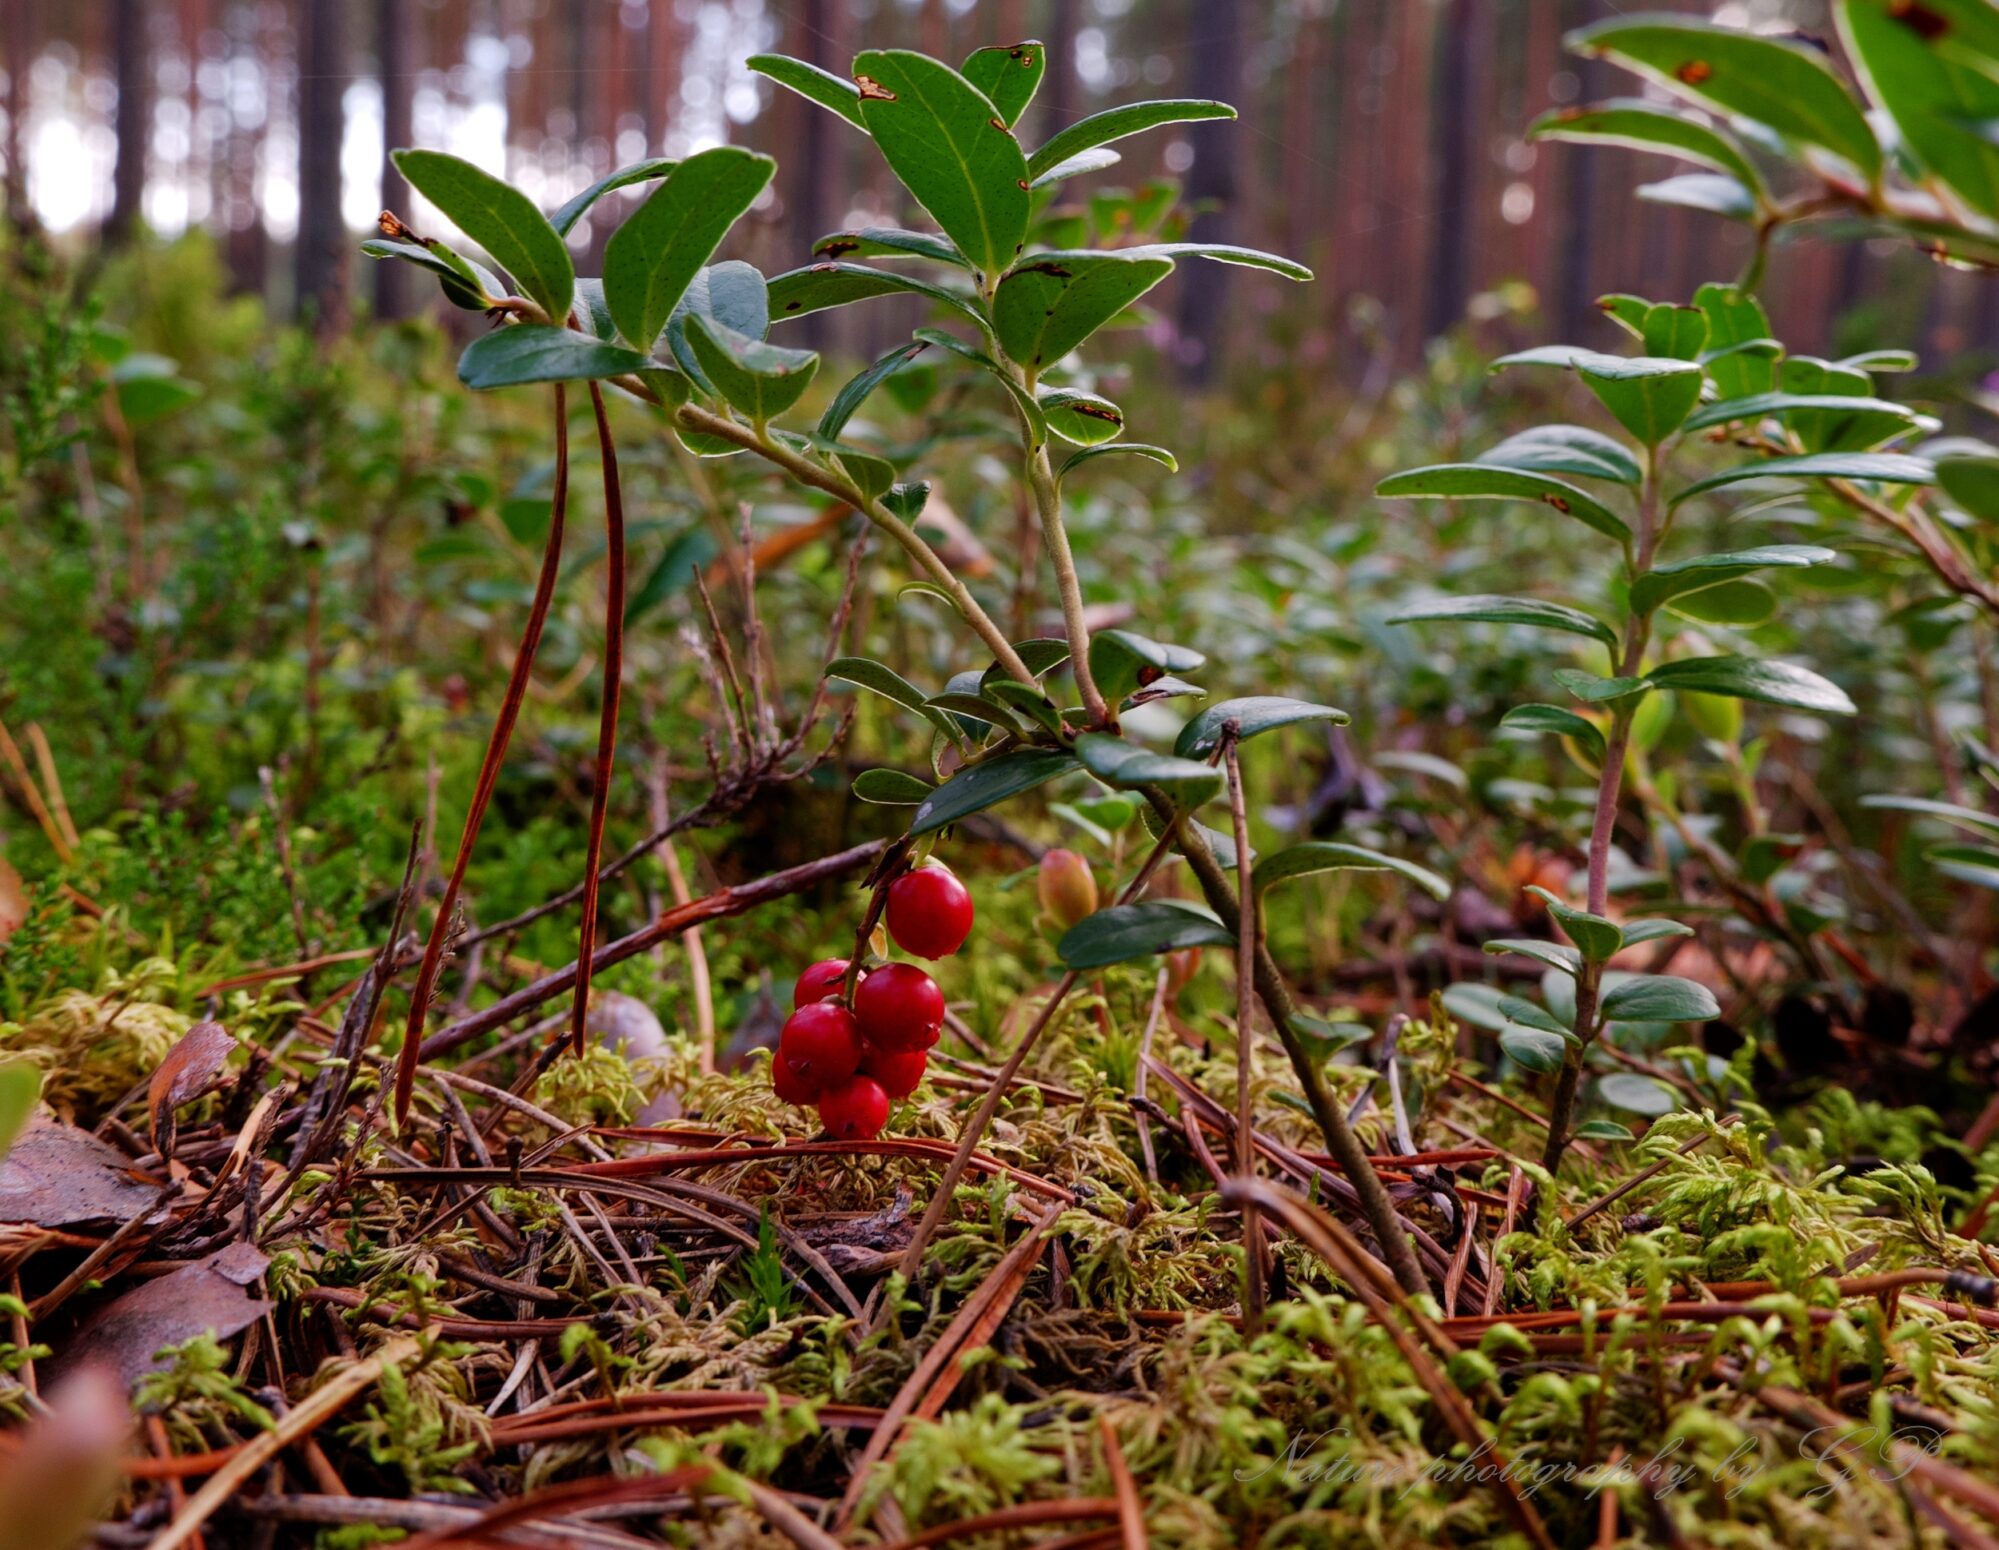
left=818, top=1075, right=890, bottom=1140
left=861, top=1043, right=928, bottom=1100
left=885, top=863, right=975, bottom=959
left=777, top=1002, right=862, bottom=1088
left=770, top=1051, right=822, bottom=1106
left=853, top=962, right=945, bottom=1051
left=794, top=958, right=855, bottom=1008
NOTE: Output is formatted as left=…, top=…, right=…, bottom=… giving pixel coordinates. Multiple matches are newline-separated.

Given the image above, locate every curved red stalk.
left=393, top=384, right=570, bottom=1126
left=572, top=382, right=626, bottom=1055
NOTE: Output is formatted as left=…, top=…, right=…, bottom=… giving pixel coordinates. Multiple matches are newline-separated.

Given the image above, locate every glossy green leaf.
left=1089, top=629, right=1205, bottom=707
left=811, top=226, right=968, bottom=266
left=1040, top=387, right=1124, bottom=445
left=1388, top=593, right=1618, bottom=648
left=457, top=325, right=648, bottom=390
left=1074, top=732, right=1223, bottom=801
left=1550, top=352, right=1705, bottom=444
left=1636, top=173, right=1758, bottom=220
left=1629, top=544, right=1836, bottom=615
left=854, top=49, right=1031, bottom=278
left=685, top=315, right=819, bottom=423
left=1598, top=1073, right=1679, bottom=1115
left=1058, top=899, right=1235, bottom=969
left=1601, top=973, right=1719, bottom=1022
left=393, top=148, right=575, bottom=320
left=1642, top=303, right=1710, bottom=361
left=993, top=251, right=1174, bottom=370
left=1485, top=938, right=1583, bottom=976
left=1664, top=577, right=1776, bottom=625
left=1619, top=919, right=1696, bottom=947
left=1860, top=793, right=1999, bottom=836
left=747, top=54, right=869, bottom=130
left=1478, top=425, right=1642, bottom=485
left=910, top=746, right=1078, bottom=834
left=1376, top=463, right=1631, bottom=543
left=853, top=768, right=934, bottom=804
left=1059, top=443, right=1178, bottom=483
left=1526, top=886, right=1624, bottom=961
left=818, top=340, right=930, bottom=442
left=1569, top=15, right=1881, bottom=176
left=1575, top=1119, right=1637, bottom=1141
left=1117, top=241, right=1312, bottom=281
left=1671, top=451, right=1933, bottom=504
left=1501, top=1025, right=1570, bottom=1074
left=1645, top=655, right=1855, bottom=715
left=551, top=156, right=677, bottom=235
left=1499, top=703, right=1607, bottom=760
left=1255, top=842, right=1451, bottom=901
left=1933, top=442, right=1999, bottom=520
left=1696, top=281, right=1778, bottom=397
left=1682, top=391, right=1928, bottom=450
left=1027, top=99, right=1236, bottom=179
left=603, top=146, right=774, bottom=352
left=1553, top=668, right=1651, bottom=704
left=962, top=39, right=1045, bottom=126
left=1530, top=98, right=1765, bottom=193
left=767, top=261, right=986, bottom=330
left=1840, top=0, right=1999, bottom=219
left=1175, top=696, right=1349, bottom=759
left=666, top=262, right=770, bottom=391
left=1031, top=147, right=1123, bottom=188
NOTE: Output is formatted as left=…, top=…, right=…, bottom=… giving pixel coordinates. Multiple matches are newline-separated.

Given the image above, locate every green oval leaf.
left=853, top=768, right=935, bottom=805
left=1256, top=842, right=1451, bottom=902
left=1644, top=655, right=1856, bottom=715
left=393, top=148, right=575, bottom=321
left=1059, top=443, right=1178, bottom=484
left=1597, top=1072, right=1679, bottom=1116
left=1570, top=15, right=1882, bottom=177
left=1530, top=98, right=1765, bottom=193
left=993, top=251, right=1174, bottom=370
left=1501, top=1024, right=1569, bottom=1075
left=1040, top=386, right=1124, bottom=445
left=767, top=261, right=987, bottom=331
left=1174, top=696, right=1349, bottom=759
left=1376, top=463, right=1632, bottom=544
left=748, top=54, right=869, bottom=130
left=457, top=325, right=648, bottom=390
left=1117, top=241, right=1312, bottom=281
left=604, top=146, right=775, bottom=352
left=1073, top=732, right=1222, bottom=801
left=1088, top=629, right=1205, bottom=707
left=1840, top=0, right=1999, bottom=220
left=910, top=747, right=1079, bottom=835
left=551, top=156, right=677, bottom=236
left=1028, top=99, right=1237, bottom=180
left=685, top=315, right=820, bottom=423
left=962, top=39, right=1045, bottom=127
left=1599, top=974, right=1720, bottom=1022
left=812, top=226, right=969, bottom=266
left=855, top=50, right=1031, bottom=278
left=1629, top=545, right=1837, bottom=616
left=1477, top=424, right=1642, bottom=485
left=1388, top=593, right=1618, bottom=648
left=1670, top=451, right=1934, bottom=505
left=1499, top=703, right=1607, bottom=760
left=1057, top=899, right=1235, bottom=970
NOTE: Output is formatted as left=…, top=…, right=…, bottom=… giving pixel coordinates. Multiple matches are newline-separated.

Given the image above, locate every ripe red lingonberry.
left=853, top=961, right=945, bottom=1051
left=885, top=862, right=974, bottom=959
left=861, top=1043, right=928, bottom=1100
left=770, top=1051, right=822, bottom=1106
left=818, top=1074, right=890, bottom=1140
left=794, top=957, right=855, bottom=1008
left=777, top=1001, right=861, bottom=1089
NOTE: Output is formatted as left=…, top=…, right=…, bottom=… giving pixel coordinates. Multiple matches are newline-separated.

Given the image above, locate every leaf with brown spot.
left=148, top=1020, right=236, bottom=1159
left=55, top=1242, right=272, bottom=1392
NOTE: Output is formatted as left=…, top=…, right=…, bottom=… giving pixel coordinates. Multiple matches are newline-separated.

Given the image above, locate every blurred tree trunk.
left=1423, top=0, right=1474, bottom=340
left=223, top=2, right=269, bottom=294
left=374, top=0, right=414, bottom=317
left=1040, top=0, right=1077, bottom=140
left=295, top=0, right=347, bottom=327
left=1175, top=0, right=1240, bottom=382
left=2, top=0, right=34, bottom=230
left=1555, top=0, right=1607, bottom=343
left=108, top=0, right=148, bottom=242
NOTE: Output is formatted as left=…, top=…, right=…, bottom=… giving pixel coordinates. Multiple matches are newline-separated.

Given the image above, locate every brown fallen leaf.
left=0, top=1122, right=162, bottom=1228
left=54, top=1241, right=272, bottom=1392
left=147, top=1019, right=236, bottom=1159
left=0, top=854, right=24, bottom=946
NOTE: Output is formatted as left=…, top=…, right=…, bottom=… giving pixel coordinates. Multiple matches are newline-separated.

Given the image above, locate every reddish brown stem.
left=571, top=383, right=627, bottom=1056
left=394, top=384, right=570, bottom=1124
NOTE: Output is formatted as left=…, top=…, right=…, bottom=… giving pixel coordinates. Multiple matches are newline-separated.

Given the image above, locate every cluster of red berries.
left=771, top=862, right=975, bottom=1140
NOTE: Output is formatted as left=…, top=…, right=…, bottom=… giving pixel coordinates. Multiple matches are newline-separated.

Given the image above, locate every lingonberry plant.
left=1377, top=279, right=1956, bottom=1170
left=368, top=38, right=1453, bottom=1295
